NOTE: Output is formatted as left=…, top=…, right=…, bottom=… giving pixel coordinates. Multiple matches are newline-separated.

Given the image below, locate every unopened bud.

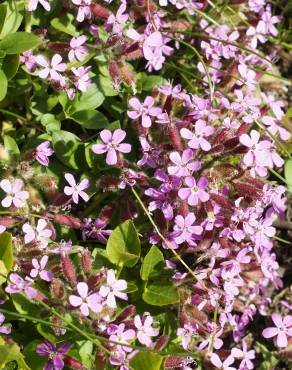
left=53, top=214, right=81, bottom=229
left=115, top=305, right=136, bottom=323
left=81, top=249, right=92, bottom=274
left=61, top=255, right=77, bottom=287
left=51, top=278, right=65, bottom=299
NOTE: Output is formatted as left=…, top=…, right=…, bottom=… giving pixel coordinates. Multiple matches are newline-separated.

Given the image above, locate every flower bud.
left=53, top=214, right=81, bottom=229
left=115, top=305, right=136, bottom=323
left=61, top=255, right=77, bottom=287
left=81, top=249, right=92, bottom=274
left=51, top=278, right=65, bottom=299
left=91, top=4, right=111, bottom=20
left=64, top=356, right=85, bottom=370
left=154, top=335, right=169, bottom=350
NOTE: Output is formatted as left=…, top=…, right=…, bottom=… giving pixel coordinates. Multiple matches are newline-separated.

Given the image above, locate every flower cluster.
left=0, top=1, right=291, bottom=370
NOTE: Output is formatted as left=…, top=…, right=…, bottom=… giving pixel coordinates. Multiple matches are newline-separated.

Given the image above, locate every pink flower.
left=92, top=129, right=131, bottom=165
left=68, top=36, right=88, bottom=62
left=36, top=54, right=66, bottom=81
left=127, top=96, right=162, bottom=128
left=64, top=173, right=89, bottom=204
left=30, top=255, right=53, bottom=282
left=71, top=66, right=91, bottom=92
left=5, top=273, right=37, bottom=299
left=0, top=313, right=11, bottom=334
left=22, top=219, right=52, bottom=248
left=134, top=314, right=159, bottom=347
left=20, top=51, right=36, bottom=72
left=178, top=176, right=209, bottom=206
left=35, top=141, right=54, bottom=166
left=69, top=282, right=102, bottom=316
left=173, top=213, right=203, bottom=246
left=72, top=0, right=92, bottom=22
left=210, top=354, right=236, bottom=370
left=0, top=225, right=6, bottom=234
left=180, top=120, right=214, bottom=151
left=231, top=340, right=255, bottom=369
left=28, top=0, right=50, bottom=11
left=109, top=323, right=136, bottom=352
left=0, top=179, right=29, bottom=208
left=262, top=313, right=292, bottom=348
left=168, top=149, right=201, bottom=177
left=177, top=323, right=198, bottom=350
left=106, top=2, right=128, bottom=34
left=99, top=269, right=128, bottom=308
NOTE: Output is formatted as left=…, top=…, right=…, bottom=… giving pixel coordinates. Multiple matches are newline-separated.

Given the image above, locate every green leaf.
left=256, top=342, right=278, bottom=370
left=40, top=114, right=61, bottom=133
left=77, top=341, right=94, bottom=368
left=0, top=32, right=42, bottom=55
left=143, top=281, right=179, bottom=306
left=70, top=110, right=109, bottom=130
left=137, top=73, right=166, bottom=91
left=0, top=261, right=8, bottom=285
left=0, top=4, right=7, bottom=35
left=130, top=352, right=163, bottom=370
left=98, top=75, right=118, bottom=96
left=2, top=54, right=19, bottom=80
left=284, top=160, right=292, bottom=192
left=3, top=135, right=20, bottom=157
left=106, top=220, right=141, bottom=267
left=0, top=69, right=8, bottom=101
left=0, top=343, right=31, bottom=369
left=51, top=14, right=79, bottom=37
left=67, top=82, right=104, bottom=114
left=140, top=245, right=164, bottom=281
left=52, top=130, right=85, bottom=170
left=0, top=232, right=13, bottom=273
left=23, top=341, right=46, bottom=370
left=0, top=0, right=24, bottom=37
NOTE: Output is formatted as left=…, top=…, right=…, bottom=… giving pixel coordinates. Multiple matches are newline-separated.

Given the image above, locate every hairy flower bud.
left=51, top=278, right=65, bottom=299
left=61, top=255, right=77, bottom=287
left=115, top=305, right=136, bottom=323
left=81, top=249, right=92, bottom=274
left=90, top=4, right=111, bottom=20
left=53, top=214, right=81, bottom=229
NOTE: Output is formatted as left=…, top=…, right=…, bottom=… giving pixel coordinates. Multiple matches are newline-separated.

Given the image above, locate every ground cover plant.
left=0, top=0, right=291, bottom=369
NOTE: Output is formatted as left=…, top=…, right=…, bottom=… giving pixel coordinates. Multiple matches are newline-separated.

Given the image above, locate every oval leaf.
left=0, top=32, right=42, bottom=54
left=0, top=232, right=13, bottom=273
left=130, top=352, right=163, bottom=370
left=0, top=69, right=8, bottom=101
left=140, top=245, right=164, bottom=281
left=106, top=220, right=141, bottom=267
left=70, top=110, right=109, bottom=130
left=143, top=281, right=179, bottom=306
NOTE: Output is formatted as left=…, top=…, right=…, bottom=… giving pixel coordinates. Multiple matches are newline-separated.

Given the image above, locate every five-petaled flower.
left=35, top=141, right=54, bottom=166
left=0, top=179, right=29, bottom=208
left=36, top=341, right=70, bottom=370
left=36, top=54, right=66, bottom=81
left=178, top=176, right=209, bottom=206
left=22, top=219, right=52, bottom=248
left=99, top=269, right=128, bottom=308
left=69, top=282, right=103, bottom=316
left=30, top=255, right=53, bottom=282
left=134, top=314, right=159, bottom=348
left=68, top=36, right=88, bottom=62
left=64, top=173, right=90, bottom=204
left=262, top=313, right=292, bottom=348
left=127, top=96, right=162, bottom=128
left=5, top=273, right=37, bottom=299
left=92, top=129, right=131, bottom=166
